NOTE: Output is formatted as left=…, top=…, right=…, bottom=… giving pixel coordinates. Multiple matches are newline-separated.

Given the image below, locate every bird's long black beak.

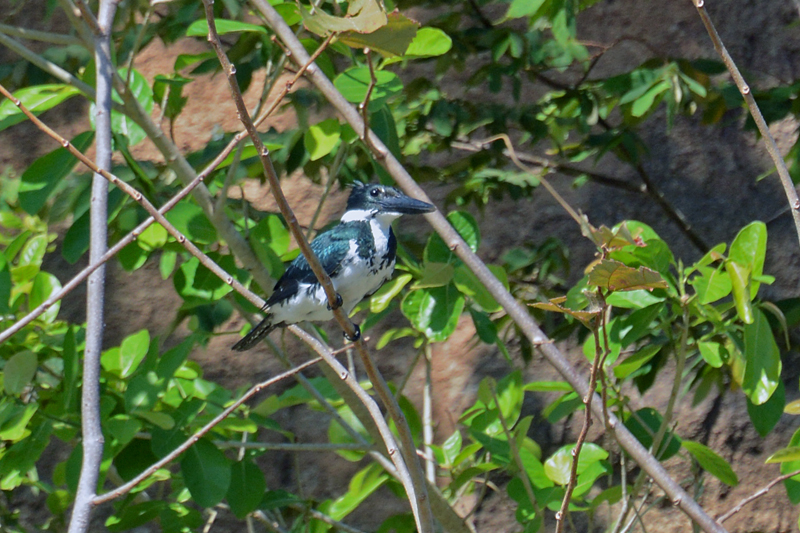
left=380, top=192, right=435, bottom=215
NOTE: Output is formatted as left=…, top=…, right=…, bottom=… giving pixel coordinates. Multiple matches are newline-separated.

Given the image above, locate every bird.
left=232, top=182, right=435, bottom=351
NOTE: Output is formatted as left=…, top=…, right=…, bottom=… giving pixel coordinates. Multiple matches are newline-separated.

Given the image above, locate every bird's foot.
left=344, top=324, right=361, bottom=342
left=327, top=293, right=344, bottom=311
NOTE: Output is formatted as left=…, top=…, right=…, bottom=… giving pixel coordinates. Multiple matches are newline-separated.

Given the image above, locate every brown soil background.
left=3, top=0, right=800, bottom=532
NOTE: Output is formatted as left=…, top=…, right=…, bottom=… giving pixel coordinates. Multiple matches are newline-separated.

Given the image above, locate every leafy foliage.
left=0, top=0, right=798, bottom=531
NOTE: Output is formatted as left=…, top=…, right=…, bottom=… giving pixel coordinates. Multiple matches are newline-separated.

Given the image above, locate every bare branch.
left=717, top=468, right=800, bottom=523
left=690, top=0, right=800, bottom=250
left=67, top=1, right=118, bottom=531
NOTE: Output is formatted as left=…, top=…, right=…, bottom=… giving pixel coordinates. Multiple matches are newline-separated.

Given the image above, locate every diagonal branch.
left=690, top=0, right=800, bottom=250
left=249, top=3, right=729, bottom=532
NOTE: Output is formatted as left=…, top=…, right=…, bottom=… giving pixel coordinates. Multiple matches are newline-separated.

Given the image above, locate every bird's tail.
left=231, top=315, right=276, bottom=352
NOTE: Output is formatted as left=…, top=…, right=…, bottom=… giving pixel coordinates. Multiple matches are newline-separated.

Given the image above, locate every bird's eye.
left=370, top=188, right=380, bottom=197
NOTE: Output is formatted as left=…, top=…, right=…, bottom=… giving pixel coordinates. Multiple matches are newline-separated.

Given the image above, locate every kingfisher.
left=232, top=182, right=435, bottom=351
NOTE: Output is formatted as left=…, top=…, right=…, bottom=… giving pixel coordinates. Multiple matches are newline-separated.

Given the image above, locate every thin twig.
left=73, top=0, right=101, bottom=35
left=250, top=3, right=729, bottom=531
left=93, top=357, right=322, bottom=504
left=555, top=311, right=606, bottom=533
left=717, top=468, right=800, bottom=523
left=0, top=23, right=83, bottom=45
left=690, top=0, right=800, bottom=251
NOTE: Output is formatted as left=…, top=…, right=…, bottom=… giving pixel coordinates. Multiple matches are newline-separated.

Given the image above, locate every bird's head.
left=342, top=183, right=435, bottom=223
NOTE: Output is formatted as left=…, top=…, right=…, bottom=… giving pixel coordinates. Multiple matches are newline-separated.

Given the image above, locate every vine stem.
left=690, top=0, right=800, bottom=250
left=250, top=2, right=729, bottom=531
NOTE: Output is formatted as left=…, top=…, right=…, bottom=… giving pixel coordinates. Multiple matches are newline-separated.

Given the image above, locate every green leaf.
left=333, top=67, right=403, bottom=108
left=506, top=0, right=546, bottom=19
left=339, top=11, right=419, bottom=57
left=453, top=264, right=501, bottom=312
left=742, top=309, right=781, bottom=405
left=370, top=273, right=411, bottom=313
left=19, top=131, right=94, bottom=215
left=691, top=266, right=732, bottom=305
left=729, top=221, right=767, bottom=298
left=441, top=430, right=462, bottom=466
left=605, top=289, right=665, bottom=309
left=180, top=438, right=231, bottom=508
left=613, top=344, right=661, bottom=379
left=106, top=415, right=142, bottom=446
left=544, top=446, right=572, bottom=485
left=0, top=253, right=9, bottom=314
left=469, top=307, right=497, bottom=344
left=302, top=0, right=387, bottom=36
left=543, top=443, right=606, bottom=487
left=227, top=460, right=266, bottom=519
left=401, top=283, right=465, bottom=342
left=624, top=407, right=681, bottom=460
left=106, top=501, right=165, bottom=532
left=588, top=260, right=668, bottom=292
left=325, top=463, right=388, bottom=521
left=304, top=118, right=340, bottom=161
left=424, top=211, right=481, bottom=264
left=697, top=341, right=725, bottom=368
left=682, top=440, right=738, bottom=486
left=186, top=19, right=268, bottom=37
left=4, top=351, right=38, bottom=395
left=413, top=262, right=454, bottom=289
left=631, top=80, right=670, bottom=117
left=30, top=271, right=62, bottom=323
left=119, top=329, right=151, bottom=378
left=397, top=27, right=452, bottom=59
left=165, top=202, right=217, bottom=244
left=767, top=446, right=800, bottom=464
left=0, top=84, right=80, bottom=132
left=747, top=380, right=784, bottom=437
left=726, top=261, right=753, bottom=324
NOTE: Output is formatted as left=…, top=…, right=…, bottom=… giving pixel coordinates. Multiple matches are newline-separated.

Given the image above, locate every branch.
left=717, top=468, right=800, bottom=523
left=690, top=0, right=800, bottom=250
left=0, top=23, right=83, bottom=45
left=93, top=357, right=322, bottom=504
left=67, top=1, right=118, bottom=531
left=250, top=4, right=729, bottom=532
